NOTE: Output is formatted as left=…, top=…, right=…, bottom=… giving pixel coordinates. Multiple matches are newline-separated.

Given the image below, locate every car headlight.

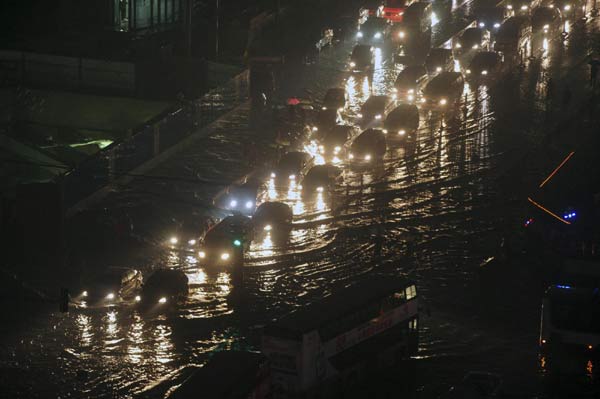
left=392, top=87, right=398, bottom=92
left=466, top=69, right=471, bottom=74
left=407, top=94, right=414, bottom=101
left=374, top=32, right=382, bottom=39
left=564, top=4, right=571, bottom=10
left=349, top=153, right=354, bottom=159
left=436, top=66, right=442, bottom=72
left=106, top=293, right=115, bottom=300
left=169, top=236, right=178, bottom=245
left=229, top=199, right=237, bottom=207
left=312, top=126, right=318, bottom=132
left=357, top=31, right=363, bottom=38
left=481, top=70, right=488, bottom=75
left=264, top=225, right=272, bottom=231
left=440, top=98, right=447, bottom=105
left=350, top=61, right=356, bottom=67
left=158, top=297, right=167, bottom=304
left=543, top=24, right=549, bottom=29
left=316, top=186, right=324, bottom=193
left=365, top=154, right=372, bottom=161
left=270, top=172, right=276, bottom=178
left=392, top=93, right=397, bottom=99
left=198, top=251, right=206, bottom=258
left=221, top=252, right=230, bottom=261
left=399, top=31, right=405, bottom=38
left=245, top=200, right=254, bottom=209
left=382, top=129, right=388, bottom=134
left=334, top=146, right=341, bottom=154
left=408, top=89, right=414, bottom=94
left=82, top=290, right=88, bottom=297
left=135, top=295, right=141, bottom=302
left=455, top=43, right=462, bottom=48
left=421, top=97, right=426, bottom=103
left=472, top=44, right=479, bottom=49
left=188, top=239, right=196, bottom=246
left=507, top=4, right=513, bottom=9
left=322, top=106, right=327, bottom=110
left=479, top=22, right=485, bottom=28
left=399, top=129, right=406, bottom=135
left=521, top=4, right=527, bottom=10
left=289, top=174, right=296, bottom=180
left=375, top=114, right=382, bottom=120
left=357, top=113, right=363, bottom=118
left=494, top=22, right=501, bottom=28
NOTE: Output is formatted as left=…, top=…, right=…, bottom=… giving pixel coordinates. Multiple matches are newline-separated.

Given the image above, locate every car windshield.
left=363, top=96, right=387, bottom=111
left=551, top=298, right=600, bottom=333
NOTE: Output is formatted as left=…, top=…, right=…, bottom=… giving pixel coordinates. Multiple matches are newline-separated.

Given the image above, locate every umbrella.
left=287, top=97, right=300, bottom=106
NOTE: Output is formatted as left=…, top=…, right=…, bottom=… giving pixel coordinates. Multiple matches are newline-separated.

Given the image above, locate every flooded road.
left=3, top=2, right=600, bottom=398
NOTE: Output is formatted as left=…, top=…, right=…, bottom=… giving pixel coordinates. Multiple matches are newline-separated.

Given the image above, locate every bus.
left=540, top=283, right=600, bottom=354
left=261, top=276, right=418, bottom=397
left=382, top=0, right=415, bottom=23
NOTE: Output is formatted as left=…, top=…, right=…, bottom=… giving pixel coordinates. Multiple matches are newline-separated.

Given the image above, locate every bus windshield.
left=551, top=298, right=600, bottom=333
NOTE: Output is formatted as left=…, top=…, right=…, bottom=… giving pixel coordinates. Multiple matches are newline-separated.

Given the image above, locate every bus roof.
left=264, top=276, right=414, bottom=340
left=169, top=351, right=267, bottom=399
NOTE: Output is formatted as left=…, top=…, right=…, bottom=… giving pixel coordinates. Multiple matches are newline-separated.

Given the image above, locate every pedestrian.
left=591, top=62, right=598, bottom=89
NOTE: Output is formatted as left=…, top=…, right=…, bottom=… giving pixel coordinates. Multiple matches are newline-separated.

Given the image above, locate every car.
left=393, top=38, right=431, bottom=65
left=359, top=95, right=394, bottom=126
left=75, top=267, right=143, bottom=306
left=552, top=0, right=581, bottom=19
left=301, top=164, right=343, bottom=194
left=465, top=51, right=503, bottom=84
left=311, top=108, right=343, bottom=133
left=198, top=215, right=253, bottom=267
left=425, top=48, right=455, bottom=75
left=453, top=28, right=491, bottom=59
left=383, top=104, right=420, bottom=140
left=393, top=64, right=428, bottom=100
left=139, top=268, right=188, bottom=308
left=316, top=28, right=334, bottom=51
left=505, top=0, right=541, bottom=15
left=253, top=202, right=294, bottom=232
left=321, top=88, right=347, bottom=111
left=213, top=178, right=261, bottom=214
left=531, top=6, right=562, bottom=34
left=474, top=6, right=507, bottom=33
left=494, top=16, right=532, bottom=61
left=270, top=151, right=314, bottom=186
left=421, top=71, right=465, bottom=108
left=165, top=217, right=209, bottom=251
left=348, top=128, right=387, bottom=163
left=399, top=2, right=433, bottom=36
left=316, top=125, right=358, bottom=160
left=356, top=16, right=391, bottom=44
left=349, top=44, right=374, bottom=73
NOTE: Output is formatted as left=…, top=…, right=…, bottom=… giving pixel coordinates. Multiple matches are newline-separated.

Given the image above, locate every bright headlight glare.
left=264, top=225, right=272, bottom=231
left=245, top=200, right=253, bottom=209
left=466, top=69, right=471, bottom=74
left=494, top=22, right=501, bottom=28
left=106, top=293, right=115, bottom=300
left=472, top=44, right=479, bottom=49
left=436, top=66, right=442, bottom=72
left=334, top=146, right=341, bottom=153
left=350, top=61, right=356, bottom=67
left=479, top=22, right=485, bottom=28
left=507, top=4, right=513, bottom=9
left=399, top=31, right=405, bottom=38
left=543, top=24, right=549, bottom=29
left=375, top=114, right=382, bottom=120
left=220, top=252, right=230, bottom=261
left=135, top=295, right=141, bottom=302
left=521, top=4, right=527, bottom=9
left=349, top=153, right=354, bottom=159
left=312, top=126, right=318, bottom=132
left=440, top=98, right=447, bottom=105
left=365, top=154, right=372, bottom=161
left=357, top=31, right=363, bottom=38
left=198, top=251, right=206, bottom=258
left=270, top=172, right=276, bottom=178
left=158, top=297, right=167, bottom=304
left=316, top=186, right=324, bottom=193
left=564, top=4, right=571, bottom=10
left=456, top=43, right=462, bottom=48
left=374, top=32, right=382, bottom=39
left=407, top=94, right=414, bottom=101
left=382, top=129, right=388, bottom=134
left=357, top=113, right=363, bottom=118
left=169, top=236, right=178, bottom=245
left=481, top=70, right=488, bottom=75
left=289, top=174, right=296, bottom=180
left=322, top=106, right=327, bottom=110
left=188, top=239, right=196, bottom=246
left=399, top=129, right=406, bottom=135
left=229, top=199, right=237, bottom=207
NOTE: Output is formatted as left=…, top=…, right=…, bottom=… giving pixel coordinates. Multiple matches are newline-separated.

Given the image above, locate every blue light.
left=556, top=285, right=571, bottom=289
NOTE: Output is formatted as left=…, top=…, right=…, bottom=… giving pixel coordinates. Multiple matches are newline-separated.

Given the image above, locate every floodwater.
left=3, top=1, right=600, bottom=398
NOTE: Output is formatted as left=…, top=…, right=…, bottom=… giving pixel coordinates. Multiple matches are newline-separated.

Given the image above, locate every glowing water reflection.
left=127, top=313, right=144, bottom=364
